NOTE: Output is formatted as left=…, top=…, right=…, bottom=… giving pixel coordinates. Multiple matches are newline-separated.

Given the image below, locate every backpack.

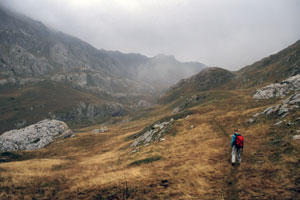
left=235, top=134, right=244, bottom=148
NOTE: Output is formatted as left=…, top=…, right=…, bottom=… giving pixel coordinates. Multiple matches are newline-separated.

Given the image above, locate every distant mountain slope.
left=161, top=67, right=235, bottom=103
left=232, top=39, right=300, bottom=88
left=0, top=7, right=205, bottom=93
left=0, top=7, right=206, bottom=133
left=161, top=39, right=300, bottom=104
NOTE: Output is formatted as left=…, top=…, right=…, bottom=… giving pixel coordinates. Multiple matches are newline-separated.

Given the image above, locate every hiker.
left=231, top=128, right=244, bottom=166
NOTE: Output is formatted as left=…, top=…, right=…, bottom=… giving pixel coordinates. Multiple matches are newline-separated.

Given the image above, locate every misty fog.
left=0, top=0, right=300, bottom=70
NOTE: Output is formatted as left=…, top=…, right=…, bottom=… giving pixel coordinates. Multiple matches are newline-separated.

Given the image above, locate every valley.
left=1, top=82, right=300, bottom=199
left=0, top=4, right=300, bottom=200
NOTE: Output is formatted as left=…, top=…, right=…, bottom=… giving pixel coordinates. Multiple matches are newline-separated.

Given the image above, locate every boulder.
left=250, top=92, right=300, bottom=123
left=130, top=119, right=174, bottom=148
left=253, top=74, right=300, bottom=99
left=92, top=126, right=108, bottom=134
left=0, top=119, right=73, bottom=151
left=292, top=135, right=300, bottom=140
left=173, top=95, right=206, bottom=114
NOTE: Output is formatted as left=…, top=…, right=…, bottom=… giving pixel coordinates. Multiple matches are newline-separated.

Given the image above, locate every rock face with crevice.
left=0, top=119, right=73, bottom=151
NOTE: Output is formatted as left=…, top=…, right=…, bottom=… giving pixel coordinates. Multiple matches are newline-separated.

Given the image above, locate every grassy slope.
left=0, top=80, right=110, bottom=133
left=1, top=40, right=299, bottom=199
left=0, top=88, right=299, bottom=199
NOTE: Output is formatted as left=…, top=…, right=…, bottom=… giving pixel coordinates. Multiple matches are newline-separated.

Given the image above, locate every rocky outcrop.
left=170, top=67, right=234, bottom=92
left=92, top=126, right=108, bottom=134
left=0, top=76, right=43, bottom=86
left=0, top=44, right=54, bottom=77
left=161, top=67, right=234, bottom=103
left=130, top=118, right=174, bottom=148
left=52, top=102, right=127, bottom=122
left=173, top=95, right=206, bottom=114
left=0, top=119, right=72, bottom=151
left=250, top=74, right=300, bottom=123
left=253, top=74, right=300, bottom=99
left=249, top=92, right=300, bottom=123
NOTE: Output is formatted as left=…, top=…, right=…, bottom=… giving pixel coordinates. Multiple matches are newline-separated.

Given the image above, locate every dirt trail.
left=213, top=119, right=240, bottom=200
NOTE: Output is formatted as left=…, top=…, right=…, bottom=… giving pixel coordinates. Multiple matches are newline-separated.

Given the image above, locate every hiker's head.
left=234, top=128, right=239, bottom=133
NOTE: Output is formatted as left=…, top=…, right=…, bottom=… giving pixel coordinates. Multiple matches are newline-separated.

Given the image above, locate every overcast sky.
left=1, top=0, right=300, bottom=70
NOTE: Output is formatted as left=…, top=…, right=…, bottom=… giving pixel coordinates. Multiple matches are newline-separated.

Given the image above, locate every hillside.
left=1, top=38, right=300, bottom=199
left=232, top=39, right=300, bottom=89
left=1, top=84, right=299, bottom=199
left=160, top=39, right=300, bottom=108
left=0, top=7, right=205, bottom=132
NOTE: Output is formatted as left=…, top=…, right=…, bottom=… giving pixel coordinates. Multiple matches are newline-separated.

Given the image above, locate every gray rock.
left=263, top=105, right=280, bottom=115
left=248, top=118, right=255, bottom=124
left=173, top=95, right=206, bottom=114
left=253, top=74, right=300, bottom=99
left=130, top=119, right=174, bottom=148
left=0, top=119, right=72, bottom=151
left=137, top=100, right=152, bottom=109
left=274, top=121, right=283, bottom=126
left=251, top=92, right=300, bottom=122
left=53, top=102, right=127, bottom=122
left=292, top=135, right=300, bottom=140
left=92, top=126, right=108, bottom=134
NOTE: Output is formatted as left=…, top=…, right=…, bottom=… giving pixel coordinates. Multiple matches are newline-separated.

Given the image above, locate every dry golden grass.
left=0, top=89, right=299, bottom=199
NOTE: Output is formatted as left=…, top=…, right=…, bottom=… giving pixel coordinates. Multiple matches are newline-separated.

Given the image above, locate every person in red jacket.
left=230, top=128, right=244, bottom=166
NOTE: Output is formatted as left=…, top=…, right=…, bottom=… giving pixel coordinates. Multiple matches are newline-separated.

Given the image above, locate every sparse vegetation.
left=128, top=156, right=161, bottom=166
left=1, top=87, right=299, bottom=199
left=0, top=9, right=300, bottom=199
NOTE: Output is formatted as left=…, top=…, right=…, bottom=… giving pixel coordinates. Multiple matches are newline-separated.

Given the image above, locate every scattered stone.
left=263, top=106, right=277, bottom=115
left=292, top=135, right=300, bottom=140
left=190, top=125, right=194, bottom=129
left=173, top=95, right=206, bottom=114
left=160, top=138, right=165, bottom=142
left=92, top=126, right=108, bottom=134
left=250, top=92, right=300, bottom=123
left=130, top=119, right=174, bottom=148
left=288, top=121, right=295, bottom=126
left=253, top=113, right=261, bottom=118
left=274, top=121, right=283, bottom=126
left=0, top=119, right=73, bottom=151
left=136, top=100, right=152, bottom=109
left=253, top=74, right=300, bottom=99
left=248, top=118, right=255, bottom=124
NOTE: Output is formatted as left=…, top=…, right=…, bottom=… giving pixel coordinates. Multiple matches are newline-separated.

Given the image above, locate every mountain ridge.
left=0, top=6, right=205, bottom=132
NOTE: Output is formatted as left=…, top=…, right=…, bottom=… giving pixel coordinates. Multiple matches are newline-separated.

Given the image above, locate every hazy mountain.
left=161, top=39, right=300, bottom=104
left=0, top=7, right=205, bottom=133
left=233, top=39, right=300, bottom=88
left=161, top=67, right=235, bottom=103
